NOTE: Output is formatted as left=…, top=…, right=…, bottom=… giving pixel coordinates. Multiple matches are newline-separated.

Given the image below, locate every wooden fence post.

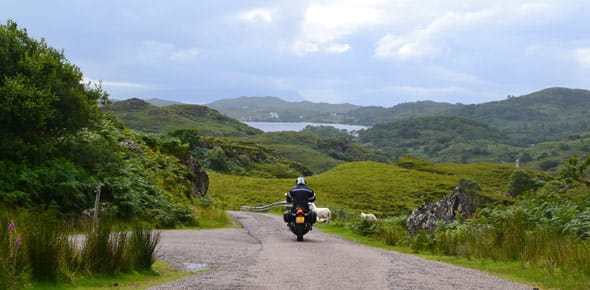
left=93, top=185, right=102, bottom=225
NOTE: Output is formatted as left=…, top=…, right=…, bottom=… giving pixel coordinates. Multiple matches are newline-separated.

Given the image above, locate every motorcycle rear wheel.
left=297, top=233, right=303, bottom=241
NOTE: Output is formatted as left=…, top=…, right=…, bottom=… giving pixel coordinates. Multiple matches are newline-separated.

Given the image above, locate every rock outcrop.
left=182, top=155, right=209, bottom=197
left=406, top=186, right=476, bottom=235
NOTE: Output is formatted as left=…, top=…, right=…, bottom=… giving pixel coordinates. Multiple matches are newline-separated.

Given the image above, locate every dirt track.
left=149, top=211, right=533, bottom=290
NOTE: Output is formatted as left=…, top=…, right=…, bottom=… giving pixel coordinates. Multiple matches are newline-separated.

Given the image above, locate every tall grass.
left=370, top=200, right=590, bottom=281
left=0, top=213, right=27, bottom=290
left=131, top=225, right=160, bottom=270
left=23, top=212, right=68, bottom=283
left=80, top=221, right=160, bottom=276
left=0, top=209, right=162, bottom=286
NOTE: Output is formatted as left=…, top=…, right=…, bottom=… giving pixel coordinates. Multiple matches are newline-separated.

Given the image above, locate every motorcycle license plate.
left=296, top=216, right=305, bottom=223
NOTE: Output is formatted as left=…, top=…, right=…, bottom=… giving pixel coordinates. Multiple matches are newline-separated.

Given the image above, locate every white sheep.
left=359, top=212, right=377, bottom=222
left=309, top=202, right=331, bottom=224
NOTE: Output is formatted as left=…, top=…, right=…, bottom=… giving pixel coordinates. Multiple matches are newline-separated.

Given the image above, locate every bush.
left=538, top=159, right=560, bottom=171
left=379, top=216, right=409, bottom=246
left=349, top=216, right=378, bottom=236
left=330, top=207, right=356, bottom=226
left=506, top=170, right=543, bottom=197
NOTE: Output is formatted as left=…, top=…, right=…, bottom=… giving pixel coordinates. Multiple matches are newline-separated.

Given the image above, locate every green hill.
left=145, top=98, right=184, bottom=107
left=357, top=116, right=512, bottom=163
left=348, top=87, right=590, bottom=145
left=106, top=98, right=262, bottom=137
left=450, top=87, right=590, bottom=144
left=207, top=96, right=361, bottom=123
left=244, top=127, right=390, bottom=174
left=345, top=101, right=458, bottom=125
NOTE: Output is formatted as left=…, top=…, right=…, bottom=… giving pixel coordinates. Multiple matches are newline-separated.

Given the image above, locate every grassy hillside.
left=245, top=129, right=391, bottom=174
left=208, top=96, right=361, bottom=123
left=450, top=87, right=590, bottom=144
left=345, top=101, right=458, bottom=125
left=107, top=98, right=262, bottom=137
left=348, top=87, right=590, bottom=145
left=357, top=116, right=512, bottom=162
left=145, top=98, right=184, bottom=107
left=208, top=158, right=531, bottom=217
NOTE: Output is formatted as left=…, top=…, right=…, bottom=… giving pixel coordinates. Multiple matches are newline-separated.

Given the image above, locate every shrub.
left=506, top=170, right=543, bottom=197
left=330, top=207, right=356, bottom=226
left=349, top=216, right=378, bottom=236
left=538, top=159, right=560, bottom=171
left=379, top=216, right=409, bottom=246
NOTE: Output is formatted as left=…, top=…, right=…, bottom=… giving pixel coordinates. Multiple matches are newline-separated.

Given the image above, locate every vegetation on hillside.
left=107, top=98, right=262, bottom=137
left=357, top=116, right=513, bottom=163
left=246, top=127, right=391, bottom=174
left=208, top=158, right=537, bottom=216
left=344, top=101, right=457, bottom=125
left=451, top=87, right=590, bottom=144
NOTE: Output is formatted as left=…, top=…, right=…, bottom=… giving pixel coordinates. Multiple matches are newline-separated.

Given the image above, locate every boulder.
left=406, top=186, right=476, bottom=235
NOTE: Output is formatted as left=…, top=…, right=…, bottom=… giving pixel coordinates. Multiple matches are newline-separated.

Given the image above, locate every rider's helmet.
left=295, top=177, right=306, bottom=186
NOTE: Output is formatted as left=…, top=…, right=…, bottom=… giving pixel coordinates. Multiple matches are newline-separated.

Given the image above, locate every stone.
left=406, top=186, right=476, bottom=235
left=182, top=155, right=209, bottom=197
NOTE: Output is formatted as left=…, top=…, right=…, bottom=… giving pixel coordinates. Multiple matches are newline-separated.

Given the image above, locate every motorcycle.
left=285, top=206, right=314, bottom=241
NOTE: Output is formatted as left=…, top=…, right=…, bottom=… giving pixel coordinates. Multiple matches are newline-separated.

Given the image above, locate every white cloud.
left=375, top=33, right=438, bottom=60
left=325, top=43, right=352, bottom=54
left=239, top=8, right=273, bottom=23
left=575, top=48, right=590, bottom=68
left=292, top=0, right=387, bottom=55
left=375, top=9, right=494, bottom=60
left=373, top=1, right=561, bottom=61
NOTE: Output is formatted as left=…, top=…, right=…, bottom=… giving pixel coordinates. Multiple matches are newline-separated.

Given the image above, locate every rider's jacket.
left=287, top=185, right=316, bottom=211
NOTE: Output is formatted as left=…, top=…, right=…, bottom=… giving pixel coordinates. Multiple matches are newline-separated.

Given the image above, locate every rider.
left=284, top=177, right=317, bottom=224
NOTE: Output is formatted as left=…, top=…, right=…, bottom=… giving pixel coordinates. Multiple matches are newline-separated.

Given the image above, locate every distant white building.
left=269, top=112, right=279, bottom=119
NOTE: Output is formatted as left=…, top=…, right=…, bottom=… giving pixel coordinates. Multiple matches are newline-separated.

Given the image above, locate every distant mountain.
left=345, top=101, right=459, bottom=125
left=145, top=98, right=184, bottom=107
left=106, top=98, right=262, bottom=137
left=207, top=96, right=362, bottom=123
left=448, top=87, right=590, bottom=144
left=347, top=87, right=590, bottom=145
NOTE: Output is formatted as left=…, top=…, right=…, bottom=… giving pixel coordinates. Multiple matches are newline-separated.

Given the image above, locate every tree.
left=506, top=170, right=543, bottom=197
left=0, top=20, right=107, bottom=163
left=560, top=155, right=590, bottom=186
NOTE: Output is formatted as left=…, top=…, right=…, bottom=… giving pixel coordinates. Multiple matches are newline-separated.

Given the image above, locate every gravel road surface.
left=149, top=211, right=533, bottom=290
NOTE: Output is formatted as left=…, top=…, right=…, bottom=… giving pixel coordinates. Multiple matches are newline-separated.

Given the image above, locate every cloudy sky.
left=2, top=0, right=590, bottom=107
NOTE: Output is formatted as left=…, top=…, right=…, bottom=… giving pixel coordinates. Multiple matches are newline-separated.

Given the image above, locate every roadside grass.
left=24, top=260, right=196, bottom=290
left=1, top=207, right=222, bottom=289
left=316, top=223, right=590, bottom=290
left=194, top=207, right=238, bottom=229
